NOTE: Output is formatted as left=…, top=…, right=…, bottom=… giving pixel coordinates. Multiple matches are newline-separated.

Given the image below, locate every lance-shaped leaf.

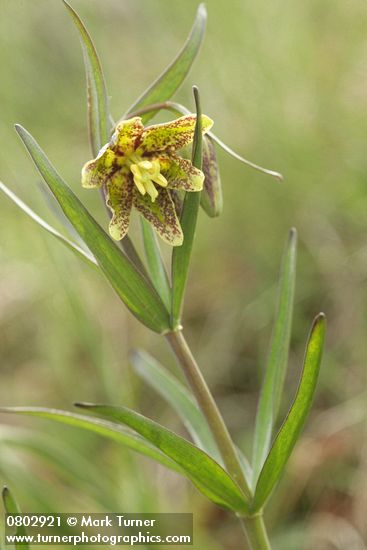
left=0, top=408, right=180, bottom=474
left=0, top=426, right=116, bottom=510
left=130, top=100, right=283, bottom=183
left=131, top=350, right=253, bottom=482
left=38, top=182, right=91, bottom=250
left=64, top=0, right=147, bottom=275
left=15, top=124, right=170, bottom=333
left=63, top=0, right=109, bottom=155
left=2, top=487, right=29, bottom=550
left=75, top=403, right=249, bottom=513
left=125, top=4, right=207, bottom=124
left=171, top=87, right=203, bottom=327
left=252, top=313, right=326, bottom=512
left=0, top=180, right=97, bottom=268
left=209, top=132, right=283, bottom=181
left=131, top=350, right=219, bottom=459
left=252, top=229, right=297, bottom=486
left=140, top=219, right=171, bottom=310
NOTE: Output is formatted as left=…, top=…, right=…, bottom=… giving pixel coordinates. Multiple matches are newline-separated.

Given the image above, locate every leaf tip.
left=192, top=86, right=201, bottom=117
left=315, top=311, right=326, bottom=325
left=310, top=312, right=327, bottom=342
left=289, top=226, right=298, bottom=243
left=198, top=3, right=208, bottom=20
left=129, top=349, right=141, bottom=364
left=74, top=402, right=97, bottom=410
left=14, top=124, right=29, bottom=143
left=74, top=402, right=88, bottom=409
left=2, top=486, right=9, bottom=499
left=62, top=0, right=73, bottom=12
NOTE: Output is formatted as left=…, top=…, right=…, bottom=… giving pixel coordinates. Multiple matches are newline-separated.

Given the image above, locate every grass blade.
left=2, top=487, right=29, bottom=550
left=131, top=350, right=219, bottom=459
left=252, top=313, right=326, bottom=511
left=0, top=408, right=180, bottom=474
left=140, top=218, right=171, bottom=310
left=171, top=87, right=203, bottom=327
left=0, top=180, right=97, bottom=268
left=76, top=402, right=249, bottom=513
left=252, top=228, right=297, bottom=485
left=125, top=4, right=207, bottom=124
left=15, top=124, right=170, bottom=333
left=63, top=0, right=109, bottom=155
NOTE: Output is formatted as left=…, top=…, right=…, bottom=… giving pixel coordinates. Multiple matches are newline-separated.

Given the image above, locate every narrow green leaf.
left=131, top=350, right=219, bottom=459
left=252, top=228, right=297, bottom=485
left=238, top=450, right=253, bottom=487
left=63, top=1, right=148, bottom=277
left=130, top=351, right=253, bottom=482
left=2, top=487, right=20, bottom=515
left=252, top=313, right=326, bottom=511
left=76, top=403, right=249, bottom=513
left=0, top=427, right=115, bottom=510
left=0, top=180, right=97, bottom=268
left=209, top=132, right=283, bottom=181
left=2, top=487, right=29, bottom=550
left=129, top=100, right=283, bottom=182
left=0, top=408, right=180, bottom=474
left=125, top=4, right=207, bottom=124
left=38, top=181, right=91, bottom=250
left=15, top=124, right=170, bottom=333
left=171, top=87, right=203, bottom=327
left=140, top=218, right=171, bottom=310
left=63, top=0, right=109, bottom=155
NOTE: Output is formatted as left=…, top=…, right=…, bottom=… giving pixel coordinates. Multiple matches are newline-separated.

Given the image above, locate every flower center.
left=129, top=154, right=168, bottom=202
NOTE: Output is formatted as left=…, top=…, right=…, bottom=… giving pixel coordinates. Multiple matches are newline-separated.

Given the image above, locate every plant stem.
left=240, top=514, right=271, bottom=550
left=166, top=330, right=252, bottom=499
left=166, top=330, right=272, bottom=549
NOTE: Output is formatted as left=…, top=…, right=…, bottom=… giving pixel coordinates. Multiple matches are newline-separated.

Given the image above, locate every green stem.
left=240, top=514, right=271, bottom=550
left=166, top=330, right=252, bottom=500
left=166, top=330, right=272, bottom=549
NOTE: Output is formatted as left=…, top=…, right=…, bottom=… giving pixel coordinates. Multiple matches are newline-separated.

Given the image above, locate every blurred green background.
left=1, top=0, right=367, bottom=548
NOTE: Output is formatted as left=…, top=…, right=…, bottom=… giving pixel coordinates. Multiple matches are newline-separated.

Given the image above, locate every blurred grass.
left=1, top=0, right=367, bottom=548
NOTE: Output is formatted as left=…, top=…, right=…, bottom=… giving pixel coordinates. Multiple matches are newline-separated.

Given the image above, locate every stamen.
left=130, top=164, right=146, bottom=195
left=144, top=179, right=159, bottom=202
left=139, top=160, right=153, bottom=170
left=129, top=155, right=166, bottom=202
left=152, top=173, right=168, bottom=188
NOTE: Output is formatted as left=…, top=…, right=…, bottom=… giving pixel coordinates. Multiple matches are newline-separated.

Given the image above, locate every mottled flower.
left=82, top=114, right=213, bottom=246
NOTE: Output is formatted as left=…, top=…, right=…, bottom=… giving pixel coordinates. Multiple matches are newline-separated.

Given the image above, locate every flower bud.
left=200, top=136, right=223, bottom=217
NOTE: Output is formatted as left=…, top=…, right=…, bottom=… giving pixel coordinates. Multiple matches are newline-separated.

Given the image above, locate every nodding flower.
left=82, top=114, right=213, bottom=246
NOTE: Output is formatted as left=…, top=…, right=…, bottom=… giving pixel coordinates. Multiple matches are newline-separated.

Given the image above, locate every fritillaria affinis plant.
left=0, top=3, right=326, bottom=549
